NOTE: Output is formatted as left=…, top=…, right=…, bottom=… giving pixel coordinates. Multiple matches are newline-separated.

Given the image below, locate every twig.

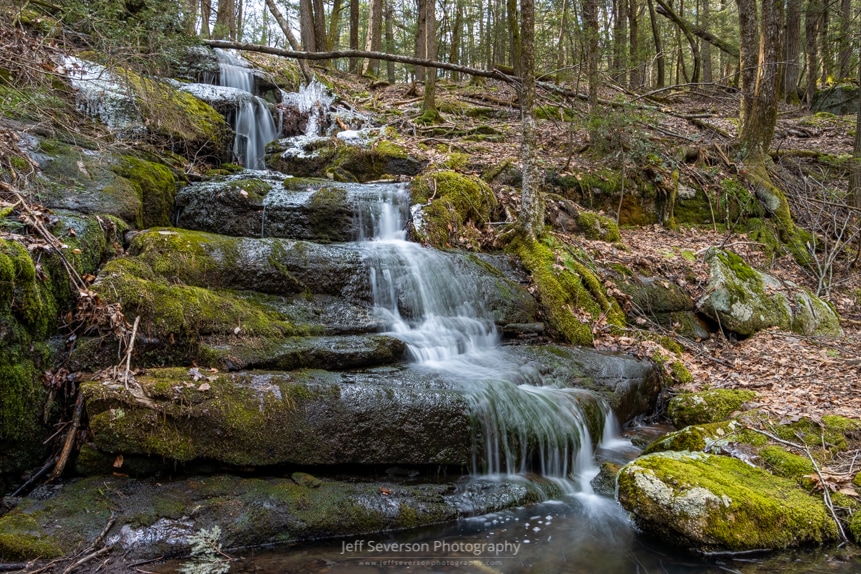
left=49, top=392, right=85, bottom=481
left=123, top=316, right=140, bottom=389
left=10, top=455, right=57, bottom=497
left=747, top=427, right=849, bottom=542
left=60, top=546, right=111, bottom=574
left=0, top=563, right=30, bottom=572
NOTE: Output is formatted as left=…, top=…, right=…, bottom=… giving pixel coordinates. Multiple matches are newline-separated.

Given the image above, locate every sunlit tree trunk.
left=421, top=0, right=437, bottom=114
left=385, top=0, right=396, bottom=82
left=584, top=0, right=599, bottom=111
left=416, top=0, right=428, bottom=81
left=507, top=0, right=522, bottom=75
left=362, top=0, right=383, bottom=75
left=554, top=0, right=568, bottom=84
left=451, top=1, right=463, bottom=80
left=327, top=0, right=342, bottom=49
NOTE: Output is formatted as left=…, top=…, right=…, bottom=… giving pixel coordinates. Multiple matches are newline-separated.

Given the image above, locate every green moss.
left=576, top=210, right=621, bottom=242
left=308, top=186, right=350, bottom=243
left=0, top=513, right=63, bottom=560
left=618, top=451, right=838, bottom=550
left=643, top=420, right=744, bottom=454
left=112, top=156, right=177, bottom=228
left=758, top=445, right=815, bottom=482
left=668, top=389, right=757, bottom=428
left=507, top=234, right=625, bottom=345
left=411, top=170, right=497, bottom=249
left=442, top=152, right=470, bottom=171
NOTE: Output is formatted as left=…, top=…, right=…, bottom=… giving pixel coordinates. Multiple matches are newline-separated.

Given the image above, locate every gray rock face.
left=174, top=173, right=356, bottom=241
left=696, top=249, right=842, bottom=337
left=0, top=474, right=555, bottom=561
left=83, top=369, right=474, bottom=466
left=811, top=84, right=858, bottom=115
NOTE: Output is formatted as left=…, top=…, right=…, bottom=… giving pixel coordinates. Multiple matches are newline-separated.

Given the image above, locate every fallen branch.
left=49, top=391, right=85, bottom=481
left=10, top=455, right=57, bottom=497
left=60, top=546, right=111, bottom=574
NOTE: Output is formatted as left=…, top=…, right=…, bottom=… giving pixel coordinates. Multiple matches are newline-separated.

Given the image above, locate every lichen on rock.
left=617, top=451, right=838, bottom=550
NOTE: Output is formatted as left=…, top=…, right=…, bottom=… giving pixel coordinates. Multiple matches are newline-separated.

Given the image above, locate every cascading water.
left=354, top=184, right=616, bottom=492
left=213, top=49, right=278, bottom=169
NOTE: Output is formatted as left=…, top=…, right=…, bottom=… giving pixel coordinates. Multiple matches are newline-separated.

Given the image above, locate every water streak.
left=353, top=185, right=617, bottom=491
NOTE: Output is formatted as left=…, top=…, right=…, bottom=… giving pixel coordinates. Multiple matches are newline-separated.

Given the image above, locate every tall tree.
left=805, top=0, right=821, bottom=104
left=584, top=0, right=600, bottom=110
left=385, top=0, right=396, bottom=82
left=837, top=0, right=852, bottom=79
left=213, top=0, right=236, bottom=40
left=647, top=0, right=666, bottom=87
left=451, top=0, right=463, bottom=81
left=349, top=0, right=359, bottom=72
left=299, top=0, right=317, bottom=50
left=420, top=0, right=438, bottom=115
left=519, top=0, right=541, bottom=235
left=363, top=0, right=384, bottom=74
left=507, top=0, right=522, bottom=75
left=700, top=0, right=712, bottom=82
left=784, top=0, right=801, bottom=102
left=264, top=0, right=313, bottom=82
left=629, top=0, right=640, bottom=87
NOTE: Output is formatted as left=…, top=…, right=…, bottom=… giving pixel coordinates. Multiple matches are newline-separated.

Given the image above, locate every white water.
left=213, top=49, right=279, bottom=169
left=354, top=185, right=619, bottom=493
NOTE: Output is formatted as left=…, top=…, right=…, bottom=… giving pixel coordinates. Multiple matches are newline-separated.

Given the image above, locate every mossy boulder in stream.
left=0, top=474, right=551, bottom=561
left=697, top=249, right=842, bottom=337
left=617, top=451, right=837, bottom=551
left=82, top=368, right=473, bottom=466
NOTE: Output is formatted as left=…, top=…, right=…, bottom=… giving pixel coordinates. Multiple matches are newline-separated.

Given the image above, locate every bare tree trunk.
left=200, top=0, right=212, bottom=37
left=507, top=0, right=522, bottom=75
left=214, top=0, right=235, bottom=40
left=613, top=0, right=628, bottom=82
left=584, top=0, right=599, bottom=111
left=629, top=0, right=640, bottom=87
left=313, top=0, right=328, bottom=51
left=784, top=0, right=801, bottom=102
left=264, top=0, right=313, bottom=82
left=519, top=0, right=542, bottom=235
left=737, top=0, right=782, bottom=159
left=299, top=0, right=317, bottom=50
left=837, top=0, right=852, bottom=79
left=554, top=0, right=568, bottom=84
left=805, top=0, right=821, bottom=105
left=327, top=0, right=343, bottom=49
left=819, top=4, right=830, bottom=84
left=422, top=0, right=437, bottom=114
left=850, top=52, right=861, bottom=212
left=701, top=0, right=712, bottom=82
left=349, top=0, right=359, bottom=72
left=362, top=0, right=383, bottom=75
left=385, top=0, right=396, bottom=82
left=451, top=0, right=463, bottom=80
left=416, top=0, right=428, bottom=81
left=648, top=0, right=665, bottom=87
left=184, top=0, right=199, bottom=35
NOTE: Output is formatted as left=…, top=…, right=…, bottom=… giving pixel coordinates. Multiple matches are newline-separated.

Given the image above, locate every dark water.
left=153, top=492, right=860, bottom=574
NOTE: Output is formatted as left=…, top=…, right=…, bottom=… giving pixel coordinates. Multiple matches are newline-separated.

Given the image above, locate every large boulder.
left=175, top=173, right=357, bottom=242
left=82, top=368, right=474, bottom=466
left=0, top=474, right=554, bottom=562
left=696, top=249, right=842, bottom=337
left=810, top=85, right=858, bottom=115
left=667, top=389, right=757, bottom=428
left=617, top=451, right=838, bottom=551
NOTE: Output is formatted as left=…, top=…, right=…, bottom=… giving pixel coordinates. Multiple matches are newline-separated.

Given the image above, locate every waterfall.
left=354, top=185, right=616, bottom=492
left=213, top=49, right=278, bottom=169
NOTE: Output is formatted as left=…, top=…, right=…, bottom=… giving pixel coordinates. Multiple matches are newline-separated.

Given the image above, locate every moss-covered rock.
left=642, top=419, right=754, bottom=455
left=697, top=248, right=842, bottom=337
left=544, top=196, right=620, bottom=242
left=111, top=156, right=177, bottom=228
left=410, top=170, right=497, bottom=249
left=668, top=389, right=757, bottom=428
left=0, top=473, right=550, bottom=561
left=266, top=137, right=426, bottom=182
left=617, top=451, right=838, bottom=551
left=507, top=234, right=625, bottom=345
left=82, top=368, right=473, bottom=466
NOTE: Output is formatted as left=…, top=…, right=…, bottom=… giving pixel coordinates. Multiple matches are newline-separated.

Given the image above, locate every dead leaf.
left=113, top=454, right=124, bottom=469
left=198, top=382, right=210, bottom=391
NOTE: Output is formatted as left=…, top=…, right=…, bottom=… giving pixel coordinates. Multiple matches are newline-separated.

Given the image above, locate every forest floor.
left=307, top=62, right=861, bottom=425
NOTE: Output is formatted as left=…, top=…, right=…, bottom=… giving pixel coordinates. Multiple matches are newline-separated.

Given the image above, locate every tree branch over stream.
left=203, top=40, right=720, bottom=124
